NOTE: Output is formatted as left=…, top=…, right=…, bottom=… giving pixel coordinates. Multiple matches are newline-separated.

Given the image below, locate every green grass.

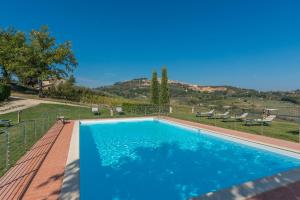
left=169, top=112, right=299, bottom=142
left=0, top=113, right=56, bottom=177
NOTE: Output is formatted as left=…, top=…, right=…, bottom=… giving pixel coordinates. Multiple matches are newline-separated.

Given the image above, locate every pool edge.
left=192, top=167, right=300, bottom=200
left=65, top=117, right=300, bottom=200
left=60, top=120, right=80, bottom=200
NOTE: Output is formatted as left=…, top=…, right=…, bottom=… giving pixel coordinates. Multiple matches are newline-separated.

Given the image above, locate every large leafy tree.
left=150, top=70, right=159, bottom=104
left=23, top=26, right=77, bottom=94
left=160, top=67, right=170, bottom=105
left=0, top=28, right=26, bottom=84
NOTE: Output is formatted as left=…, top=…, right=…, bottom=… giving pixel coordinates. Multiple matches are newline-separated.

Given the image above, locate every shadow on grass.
left=287, top=130, right=299, bottom=136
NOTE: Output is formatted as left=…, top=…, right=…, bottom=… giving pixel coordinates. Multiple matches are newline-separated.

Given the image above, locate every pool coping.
left=60, top=121, right=80, bottom=199
left=160, top=118, right=300, bottom=159
left=191, top=167, right=300, bottom=200
left=64, top=116, right=300, bottom=200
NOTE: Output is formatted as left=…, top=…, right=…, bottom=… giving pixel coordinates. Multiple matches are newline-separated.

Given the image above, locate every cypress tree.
left=160, top=67, right=170, bottom=105
left=150, top=71, right=159, bottom=105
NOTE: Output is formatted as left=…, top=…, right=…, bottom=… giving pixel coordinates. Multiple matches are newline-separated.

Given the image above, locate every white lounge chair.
left=196, top=109, right=214, bottom=117
left=0, top=120, right=11, bottom=127
left=115, top=106, right=124, bottom=115
left=223, top=113, right=248, bottom=122
left=210, top=111, right=230, bottom=119
left=245, top=115, right=276, bottom=126
left=92, top=107, right=100, bottom=115
left=56, top=116, right=68, bottom=124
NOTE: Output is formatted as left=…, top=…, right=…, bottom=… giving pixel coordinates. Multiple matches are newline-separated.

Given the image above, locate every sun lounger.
left=223, top=113, right=248, bottom=122
left=116, top=106, right=124, bottom=115
left=92, top=107, right=100, bottom=115
left=57, top=116, right=68, bottom=124
left=245, top=115, right=276, bottom=126
left=0, top=120, right=11, bottom=127
left=196, top=109, right=214, bottom=117
left=209, top=111, right=230, bottom=119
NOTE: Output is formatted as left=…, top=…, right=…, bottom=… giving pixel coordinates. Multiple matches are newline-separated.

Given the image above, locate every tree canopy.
left=150, top=70, right=159, bottom=105
left=0, top=27, right=26, bottom=84
left=0, top=26, right=78, bottom=91
left=160, top=67, right=170, bottom=105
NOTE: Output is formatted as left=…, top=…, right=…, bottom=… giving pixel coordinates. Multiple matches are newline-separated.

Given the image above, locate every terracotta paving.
left=22, top=121, right=74, bottom=200
left=0, top=122, right=64, bottom=200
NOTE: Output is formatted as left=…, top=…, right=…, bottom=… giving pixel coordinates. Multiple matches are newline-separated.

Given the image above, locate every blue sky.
left=1, top=0, right=300, bottom=90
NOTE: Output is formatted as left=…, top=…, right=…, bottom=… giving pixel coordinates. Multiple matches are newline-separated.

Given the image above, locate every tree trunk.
left=38, top=78, right=43, bottom=97
left=1, top=67, right=11, bottom=84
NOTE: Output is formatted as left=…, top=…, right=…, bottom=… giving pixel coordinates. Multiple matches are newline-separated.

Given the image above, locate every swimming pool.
left=80, top=118, right=300, bottom=200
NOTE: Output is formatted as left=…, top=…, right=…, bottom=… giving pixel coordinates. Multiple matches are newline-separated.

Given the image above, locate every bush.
left=0, top=84, right=11, bottom=101
left=281, top=96, right=300, bottom=105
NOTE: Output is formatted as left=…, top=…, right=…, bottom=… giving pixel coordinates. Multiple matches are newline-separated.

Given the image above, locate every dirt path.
left=0, top=96, right=87, bottom=115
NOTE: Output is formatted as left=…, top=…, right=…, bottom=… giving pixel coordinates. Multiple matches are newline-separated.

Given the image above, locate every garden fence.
left=0, top=113, right=57, bottom=176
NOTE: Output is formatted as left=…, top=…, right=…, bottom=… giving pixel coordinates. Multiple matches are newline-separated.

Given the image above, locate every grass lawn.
left=0, top=103, right=146, bottom=124
left=169, top=112, right=299, bottom=142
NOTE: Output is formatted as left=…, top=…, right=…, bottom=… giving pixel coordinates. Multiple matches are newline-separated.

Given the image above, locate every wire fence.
left=168, top=104, right=300, bottom=143
left=0, top=113, right=57, bottom=176
left=76, top=103, right=300, bottom=143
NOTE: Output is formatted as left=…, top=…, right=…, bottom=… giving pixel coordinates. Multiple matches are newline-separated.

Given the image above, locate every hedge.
left=0, top=84, right=11, bottom=101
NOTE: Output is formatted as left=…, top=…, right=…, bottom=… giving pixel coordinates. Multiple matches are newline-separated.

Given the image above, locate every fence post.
left=298, top=118, right=300, bottom=143
left=48, top=114, right=50, bottom=129
left=79, top=107, right=81, bottom=120
left=44, top=118, right=46, bottom=132
left=234, top=120, right=237, bottom=130
left=110, top=108, right=114, bottom=117
left=5, top=130, right=10, bottom=169
left=169, top=106, right=173, bottom=114
left=18, top=111, right=21, bottom=123
left=33, top=120, right=37, bottom=138
left=23, top=123, right=27, bottom=149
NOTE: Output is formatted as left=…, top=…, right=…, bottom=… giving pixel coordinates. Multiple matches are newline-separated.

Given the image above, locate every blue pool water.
left=80, top=119, right=300, bottom=200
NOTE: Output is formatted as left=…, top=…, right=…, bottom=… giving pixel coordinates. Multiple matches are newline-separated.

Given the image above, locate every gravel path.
left=0, top=96, right=87, bottom=115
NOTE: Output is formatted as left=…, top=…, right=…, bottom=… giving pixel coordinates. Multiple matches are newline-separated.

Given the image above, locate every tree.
left=67, top=74, right=76, bottom=86
left=160, top=67, right=170, bottom=105
left=150, top=70, right=159, bottom=105
left=23, top=26, right=77, bottom=95
left=0, top=28, right=26, bottom=84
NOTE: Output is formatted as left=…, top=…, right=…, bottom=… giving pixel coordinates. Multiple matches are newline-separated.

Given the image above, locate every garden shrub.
left=0, top=84, right=11, bottom=101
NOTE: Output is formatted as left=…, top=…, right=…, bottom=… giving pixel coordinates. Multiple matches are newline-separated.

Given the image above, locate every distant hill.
left=94, top=78, right=300, bottom=106
left=94, top=78, right=257, bottom=104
